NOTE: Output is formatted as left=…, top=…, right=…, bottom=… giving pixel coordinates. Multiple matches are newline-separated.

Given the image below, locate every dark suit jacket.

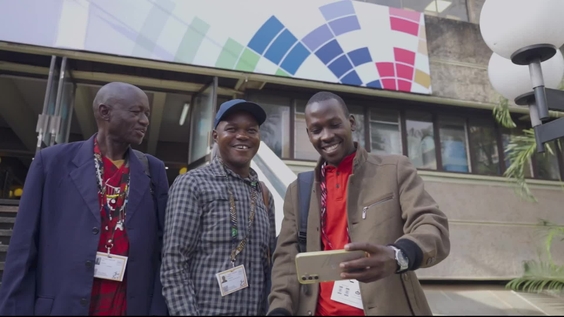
left=0, top=135, right=169, bottom=316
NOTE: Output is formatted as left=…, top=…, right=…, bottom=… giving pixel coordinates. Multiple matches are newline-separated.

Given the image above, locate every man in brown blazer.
left=267, top=91, right=450, bottom=316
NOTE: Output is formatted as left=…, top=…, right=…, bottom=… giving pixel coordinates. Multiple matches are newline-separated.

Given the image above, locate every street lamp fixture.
left=480, top=0, right=564, bottom=152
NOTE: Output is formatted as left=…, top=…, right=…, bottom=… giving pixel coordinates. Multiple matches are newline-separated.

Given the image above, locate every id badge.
left=215, top=265, right=249, bottom=296
left=331, top=279, right=364, bottom=309
left=94, top=251, right=128, bottom=282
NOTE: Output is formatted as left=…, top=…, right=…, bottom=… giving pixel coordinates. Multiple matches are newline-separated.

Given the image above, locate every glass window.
left=406, top=111, right=436, bottom=169
left=534, top=141, right=561, bottom=180
left=403, top=0, right=468, bottom=21
left=362, top=0, right=402, bottom=9
left=349, top=105, right=366, bottom=150
left=402, top=0, right=434, bottom=12
left=294, top=101, right=319, bottom=161
left=437, top=0, right=469, bottom=21
left=468, top=119, right=501, bottom=175
left=248, top=95, right=291, bottom=159
left=439, top=116, right=470, bottom=172
left=369, top=109, right=402, bottom=155
left=358, top=0, right=469, bottom=21
left=501, top=129, right=532, bottom=178
left=294, top=102, right=365, bottom=160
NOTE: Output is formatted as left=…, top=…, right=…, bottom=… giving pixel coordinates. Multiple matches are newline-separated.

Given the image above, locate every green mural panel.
left=235, top=48, right=260, bottom=72
left=215, top=38, right=244, bottom=69
left=275, top=68, right=290, bottom=77
left=174, top=17, right=210, bottom=63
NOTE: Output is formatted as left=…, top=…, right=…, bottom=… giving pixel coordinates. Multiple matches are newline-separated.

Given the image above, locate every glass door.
left=35, top=56, right=60, bottom=153
left=35, top=56, right=76, bottom=151
left=187, top=77, right=217, bottom=169
left=53, top=57, right=76, bottom=145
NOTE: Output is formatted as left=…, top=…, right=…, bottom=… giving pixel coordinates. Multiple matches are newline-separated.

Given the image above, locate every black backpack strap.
left=296, top=171, right=314, bottom=253
left=132, top=149, right=154, bottom=194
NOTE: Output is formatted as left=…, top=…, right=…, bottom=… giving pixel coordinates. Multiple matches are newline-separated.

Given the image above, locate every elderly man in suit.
left=267, top=91, right=450, bottom=316
left=0, top=82, right=169, bottom=316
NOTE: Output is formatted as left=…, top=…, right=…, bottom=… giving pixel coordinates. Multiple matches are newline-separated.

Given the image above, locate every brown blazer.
left=268, top=147, right=450, bottom=316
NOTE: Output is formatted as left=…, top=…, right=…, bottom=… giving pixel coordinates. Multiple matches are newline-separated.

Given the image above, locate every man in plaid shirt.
left=161, top=99, right=276, bottom=316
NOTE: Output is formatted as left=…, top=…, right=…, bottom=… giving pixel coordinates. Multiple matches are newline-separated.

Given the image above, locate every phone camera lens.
left=308, top=276, right=313, bottom=280
left=314, top=276, right=319, bottom=280
left=301, top=276, right=307, bottom=281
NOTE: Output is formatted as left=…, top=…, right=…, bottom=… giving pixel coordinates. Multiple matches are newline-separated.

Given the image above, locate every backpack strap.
left=296, top=171, right=314, bottom=253
left=259, top=181, right=270, bottom=210
left=132, top=149, right=155, bottom=192
left=259, top=181, right=273, bottom=261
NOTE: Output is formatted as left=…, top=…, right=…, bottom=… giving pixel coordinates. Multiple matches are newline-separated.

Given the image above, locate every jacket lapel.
left=70, top=135, right=100, bottom=222
left=125, top=148, right=149, bottom=225
left=346, top=149, right=368, bottom=239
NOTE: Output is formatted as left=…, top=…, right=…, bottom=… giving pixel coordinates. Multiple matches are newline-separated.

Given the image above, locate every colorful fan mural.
left=0, top=0, right=432, bottom=94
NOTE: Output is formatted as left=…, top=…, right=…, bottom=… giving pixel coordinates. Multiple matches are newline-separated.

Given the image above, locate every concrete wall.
left=285, top=161, right=564, bottom=280
left=425, top=4, right=564, bottom=106
left=417, top=174, right=564, bottom=280
left=425, top=14, right=500, bottom=105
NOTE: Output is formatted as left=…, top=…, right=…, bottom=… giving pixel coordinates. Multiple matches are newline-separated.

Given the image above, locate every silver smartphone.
left=295, top=249, right=366, bottom=284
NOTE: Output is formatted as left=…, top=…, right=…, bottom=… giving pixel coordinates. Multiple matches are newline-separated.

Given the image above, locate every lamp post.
left=480, top=0, right=564, bottom=153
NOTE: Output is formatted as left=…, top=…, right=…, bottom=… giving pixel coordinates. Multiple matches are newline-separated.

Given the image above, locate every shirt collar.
left=210, top=156, right=259, bottom=183
left=323, top=150, right=357, bottom=172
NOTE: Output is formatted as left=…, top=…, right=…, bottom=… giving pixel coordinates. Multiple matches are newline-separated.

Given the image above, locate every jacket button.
left=80, top=298, right=88, bottom=306
left=85, top=260, right=93, bottom=268
left=92, top=227, right=99, bottom=235
left=307, top=311, right=312, bottom=316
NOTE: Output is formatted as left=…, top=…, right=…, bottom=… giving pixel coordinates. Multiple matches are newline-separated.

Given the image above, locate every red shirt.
left=316, top=152, right=364, bottom=316
left=89, top=157, right=129, bottom=316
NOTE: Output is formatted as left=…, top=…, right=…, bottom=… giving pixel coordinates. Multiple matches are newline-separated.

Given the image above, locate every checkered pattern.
left=161, top=158, right=276, bottom=316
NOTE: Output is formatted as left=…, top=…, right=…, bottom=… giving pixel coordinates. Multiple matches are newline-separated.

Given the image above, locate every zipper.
left=362, top=195, right=394, bottom=219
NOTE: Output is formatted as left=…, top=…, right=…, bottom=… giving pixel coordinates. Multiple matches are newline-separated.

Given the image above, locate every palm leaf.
left=506, top=260, right=564, bottom=294
left=502, top=130, right=558, bottom=202
left=502, top=129, right=537, bottom=202
left=537, top=220, right=564, bottom=265
left=493, top=97, right=517, bottom=129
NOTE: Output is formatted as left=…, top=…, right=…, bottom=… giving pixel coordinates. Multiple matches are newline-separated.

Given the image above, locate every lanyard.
left=93, top=141, right=130, bottom=254
left=319, top=162, right=350, bottom=250
left=228, top=182, right=258, bottom=267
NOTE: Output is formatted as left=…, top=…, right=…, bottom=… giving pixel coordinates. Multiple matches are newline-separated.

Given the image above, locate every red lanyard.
left=319, top=162, right=350, bottom=250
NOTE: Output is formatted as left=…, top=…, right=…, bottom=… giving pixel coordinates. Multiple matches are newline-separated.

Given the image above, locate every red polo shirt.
left=316, top=152, right=364, bottom=316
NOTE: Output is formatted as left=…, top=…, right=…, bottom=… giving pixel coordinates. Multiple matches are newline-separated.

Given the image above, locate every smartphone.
left=295, top=249, right=366, bottom=284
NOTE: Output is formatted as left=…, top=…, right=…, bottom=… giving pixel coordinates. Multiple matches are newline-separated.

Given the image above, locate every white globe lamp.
left=480, top=0, right=564, bottom=64
left=488, top=51, right=564, bottom=127
left=481, top=0, right=564, bottom=153
left=488, top=51, right=564, bottom=102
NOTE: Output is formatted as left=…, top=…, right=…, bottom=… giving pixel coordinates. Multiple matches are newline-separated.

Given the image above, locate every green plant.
left=493, top=97, right=561, bottom=202
left=493, top=97, right=516, bottom=129
left=506, top=260, right=564, bottom=294
left=493, top=90, right=564, bottom=294
left=506, top=221, right=564, bottom=294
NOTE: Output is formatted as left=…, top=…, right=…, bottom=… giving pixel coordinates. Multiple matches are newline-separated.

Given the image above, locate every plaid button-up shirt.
left=161, top=158, right=276, bottom=316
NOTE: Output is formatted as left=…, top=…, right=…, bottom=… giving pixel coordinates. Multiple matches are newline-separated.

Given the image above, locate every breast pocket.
left=361, top=193, right=395, bottom=221
left=201, top=192, right=237, bottom=244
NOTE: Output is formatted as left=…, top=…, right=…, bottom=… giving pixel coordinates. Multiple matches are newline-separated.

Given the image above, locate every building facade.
left=0, top=0, right=563, bottom=292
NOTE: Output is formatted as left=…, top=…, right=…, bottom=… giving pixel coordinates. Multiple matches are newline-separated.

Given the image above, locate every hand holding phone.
left=295, top=249, right=366, bottom=284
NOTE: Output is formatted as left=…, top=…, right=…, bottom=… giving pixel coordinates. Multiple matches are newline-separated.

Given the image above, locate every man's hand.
left=339, top=242, right=397, bottom=283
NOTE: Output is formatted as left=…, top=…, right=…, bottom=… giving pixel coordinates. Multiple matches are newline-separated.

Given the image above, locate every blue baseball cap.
left=214, top=99, right=267, bottom=128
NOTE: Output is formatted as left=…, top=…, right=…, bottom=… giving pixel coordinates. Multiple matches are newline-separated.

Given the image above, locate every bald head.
left=93, top=82, right=150, bottom=145
left=93, top=82, right=147, bottom=121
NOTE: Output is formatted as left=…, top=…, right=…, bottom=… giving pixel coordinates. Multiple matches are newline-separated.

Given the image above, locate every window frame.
left=245, top=89, right=563, bottom=181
